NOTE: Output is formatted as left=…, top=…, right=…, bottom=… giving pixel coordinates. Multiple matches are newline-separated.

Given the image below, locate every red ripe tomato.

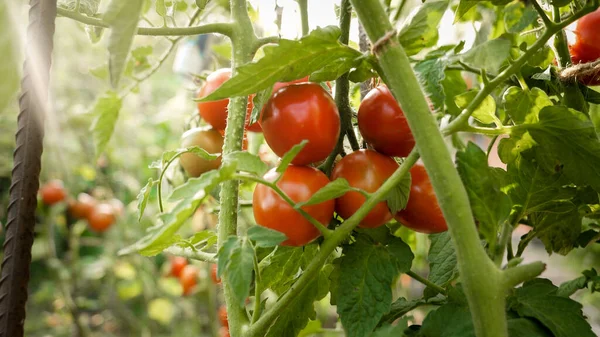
left=260, top=83, right=340, bottom=165
left=253, top=166, right=334, bottom=246
left=197, top=68, right=262, bottom=132
left=219, top=327, right=230, bottom=337
left=68, top=193, right=96, bottom=219
left=331, top=150, right=399, bottom=228
left=87, top=203, right=116, bottom=233
left=218, top=305, right=228, bottom=327
left=273, top=76, right=310, bottom=92
left=570, top=8, right=600, bottom=85
left=395, top=164, right=447, bottom=234
left=210, top=264, right=221, bottom=284
left=169, top=256, right=188, bottom=278
left=39, top=180, right=67, bottom=206
left=358, top=85, right=415, bottom=157
left=179, top=265, right=198, bottom=295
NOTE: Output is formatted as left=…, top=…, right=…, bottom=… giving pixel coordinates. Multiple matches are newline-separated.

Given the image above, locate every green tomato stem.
left=405, top=270, right=447, bottom=295
left=298, top=0, right=309, bottom=36
left=218, top=1, right=258, bottom=336
left=349, top=1, right=507, bottom=337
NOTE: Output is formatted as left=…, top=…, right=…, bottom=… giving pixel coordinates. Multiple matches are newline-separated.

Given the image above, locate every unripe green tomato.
left=179, top=127, right=224, bottom=177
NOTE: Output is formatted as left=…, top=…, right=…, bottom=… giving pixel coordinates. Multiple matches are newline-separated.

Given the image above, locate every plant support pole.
left=349, top=1, right=508, bottom=337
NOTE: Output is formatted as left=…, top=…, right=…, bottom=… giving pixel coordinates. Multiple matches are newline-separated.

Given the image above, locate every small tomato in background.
left=39, top=180, right=67, bottom=206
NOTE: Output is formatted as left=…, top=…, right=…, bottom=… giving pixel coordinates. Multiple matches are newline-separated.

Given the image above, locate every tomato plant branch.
left=443, top=2, right=598, bottom=135
left=251, top=36, right=281, bottom=54
left=406, top=270, right=447, bottom=295
left=380, top=295, right=446, bottom=325
left=219, top=1, right=258, bottom=335
left=164, top=246, right=217, bottom=263
left=502, top=261, right=546, bottom=288
left=245, top=150, right=420, bottom=337
left=531, top=0, right=553, bottom=27
left=56, top=6, right=234, bottom=37
left=457, top=125, right=513, bottom=136
left=350, top=0, right=509, bottom=336
left=233, top=174, right=333, bottom=238
left=251, top=247, right=263, bottom=324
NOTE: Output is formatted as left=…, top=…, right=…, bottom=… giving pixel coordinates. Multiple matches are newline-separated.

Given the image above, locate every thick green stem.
left=350, top=1, right=506, bottom=337
left=56, top=7, right=233, bottom=36
left=297, top=0, right=309, bottom=36
left=503, top=262, right=546, bottom=288
left=245, top=150, right=420, bottom=337
left=218, top=1, right=257, bottom=336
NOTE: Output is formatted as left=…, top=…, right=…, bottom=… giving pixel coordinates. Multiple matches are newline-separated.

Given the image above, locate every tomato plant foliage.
left=46, top=0, right=600, bottom=335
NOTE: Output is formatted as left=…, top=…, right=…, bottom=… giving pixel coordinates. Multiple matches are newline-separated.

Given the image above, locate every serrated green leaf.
left=259, top=245, right=318, bottom=295
left=525, top=106, right=600, bottom=192
left=227, top=238, right=255, bottom=307
left=419, top=303, right=476, bottom=337
left=497, top=130, right=536, bottom=164
left=197, top=26, right=362, bottom=101
left=454, top=90, right=498, bottom=125
left=531, top=204, right=582, bottom=254
left=510, top=279, right=596, bottom=337
left=155, top=0, right=167, bottom=17
left=371, top=321, right=408, bottom=337
left=507, top=318, right=554, bottom=337
left=276, top=140, right=308, bottom=173
left=441, top=70, right=468, bottom=116
left=137, top=178, right=155, bottom=221
left=104, top=0, right=144, bottom=88
left=139, top=234, right=183, bottom=256
left=502, top=87, right=552, bottom=124
left=189, top=230, right=218, bottom=246
left=64, top=0, right=101, bottom=16
left=398, top=1, right=449, bottom=56
left=298, top=320, right=323, bottom=337
left=250, top=85, right=273, bottom=125
left=459, top=36, right=512, bottom=74
left=415, top=59, right=446, bottom=112
left=296, top=178, right=353, bottom=207
left=454, top=0, right=479, bottom=23
left=90, top=91, right=122, bottom=157
left=385, top=171, right=411, bottom=214
left=224, top=151, right=267, bottom=176
left=557, top=275, right=589, bottom=298
left=456, top=142, right=511, bottom=245
left=337, top=235, right=398, bottom=337
left=217, top=236, right=239, bottom=278
left=424, top=232, right=458, bottom=299
left=504, top=1, right=538, bottom=33
left=385, top=236, right=414, bottom=273
left=247, top=225, right=287, bottom=248
left=85, top=25, right=105, bottom=44
left=0, top=1, right=20, bottom=114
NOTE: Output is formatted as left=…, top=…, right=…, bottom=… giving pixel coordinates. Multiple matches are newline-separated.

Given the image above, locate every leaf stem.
left=456, top=125, right=513, bottom=136
left=297, top=0, right=309, bottom=36
left=251, top=248, right=263, bottom=324
left=244, top=150, right=420, bottom=337
left=406, top=270, right=447, bottom=295
left=56, top=6, right=234, bottom=36
left=164, top=246, right=217, bottom=263
left=531, top=0, right=553, bottom=27
left=502, top=261, right=546, bottom=288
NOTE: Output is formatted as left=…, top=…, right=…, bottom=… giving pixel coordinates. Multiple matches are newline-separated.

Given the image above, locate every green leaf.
left=510, top=279, right=596, bottom=337
left=119, top=169, right=229, bottom=256
left=441, top=70, right=468, bottom=116
left=497, top=130, right=537, bottom=164
left=259, top=245, right=318, bottom=295
left=63, top=0, right=101, bottom=16
left=247, top=226, right=287, bottom=248
left=371, top=320, right=409, bottom=337
left=265, top=265, right=330, bottom=337
left=226, top=238, right=255, bottom=307
left=90, top=91, right=123, bottom=157
left=250, top=85, right=274, bottom=125
left=224, top=151, right=267, bottom=176
left=454, top=0, right=479, bottom=23
left=424, top=232, right=458, bottom=299
left=136, top=178, right=155, bottom=221
left=188, top=230, right=218, bottom=246
left=398, top=1, right=449, bottom=56
left=415, top=59, right=446, bottom=112
left=456, top=142, right=511, bottom=246
left=0, top=1, right=20, bottom=114
left=337, top=235, right=398, bottom=337
left=155, top=0, right=167, bottom=18
left=459, top=36, right=512, bottom=74
left=384, top=172, right=411, bottom=214
left=385, top=236, right=414, bottom=273
left=298, top=320, right=323, bottom=337
left=530, top=203, right=582, bottom=254
left=507, top=318, right=554, bottom=337
left=454, top=90, right=498, bottom=124
left=419, top=304, right=476, bottom=337
left=504, top=1, right=538, bottom=33
left=85, top=25, right=105, bottom=44
left=557, top=274, right=589, bottom=298
left=296, top=178, right=353, bottom=207
left=502, top=87, right=552, bottom=124
left=197, top=26, right=362, bottom=101
left=525, top=106, right=600, bottom=192
left=103, top=0, right=144, bottom=88
left=276, top=140, right=308, bottom=174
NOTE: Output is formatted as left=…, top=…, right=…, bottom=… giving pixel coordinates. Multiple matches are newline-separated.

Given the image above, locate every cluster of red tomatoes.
left=190, top=68, right=448, bottom=247
left=569, top=8, right=600, bottom=85
left=38, top=180, right=122, bottom=232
